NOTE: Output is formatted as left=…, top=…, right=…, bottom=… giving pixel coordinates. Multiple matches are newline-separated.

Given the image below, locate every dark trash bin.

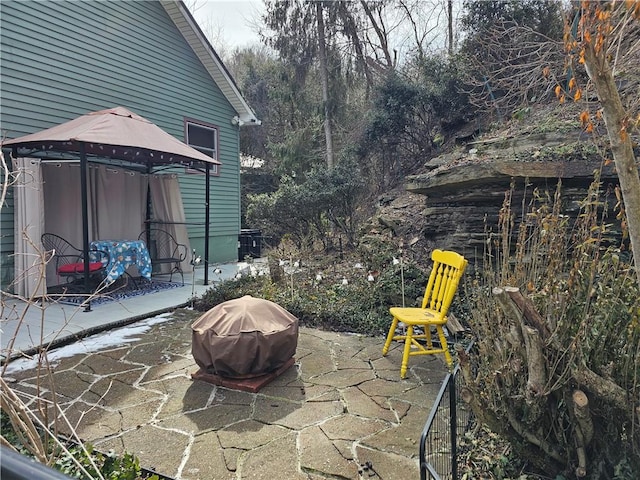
left=238, top=229, right=262, bottom=260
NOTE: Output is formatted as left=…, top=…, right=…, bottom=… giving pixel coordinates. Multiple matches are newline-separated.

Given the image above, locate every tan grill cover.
left=191, top=295, right=299, bottom=378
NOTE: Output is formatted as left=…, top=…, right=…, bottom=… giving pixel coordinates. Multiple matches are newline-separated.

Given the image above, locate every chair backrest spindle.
left=421, top=250, right=467, bottom=317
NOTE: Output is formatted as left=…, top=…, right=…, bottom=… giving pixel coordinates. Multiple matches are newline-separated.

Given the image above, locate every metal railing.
left=0, top=444, right=176, bottom=480
left=419, top=343, right=474, bottom=480
left=1, top=445, right=72, bottom=480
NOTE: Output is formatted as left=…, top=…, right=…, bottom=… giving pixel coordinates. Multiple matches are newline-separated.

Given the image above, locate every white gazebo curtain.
left=92, top=165, right=150, bottom=240
left=14, top=161, right=191, bottom=295
left=12, top=158, right=46, bottom=298
left=149, top=174, right=193, bottom=274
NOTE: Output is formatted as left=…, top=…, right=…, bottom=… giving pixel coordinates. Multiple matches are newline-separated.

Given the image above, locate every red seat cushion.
left=58, top=262, right=104, bottom=274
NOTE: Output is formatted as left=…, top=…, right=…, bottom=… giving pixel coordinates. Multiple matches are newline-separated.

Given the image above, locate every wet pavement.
left=4, top=308, right=448, bottom=479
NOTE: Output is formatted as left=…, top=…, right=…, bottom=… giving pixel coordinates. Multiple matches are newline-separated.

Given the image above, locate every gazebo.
left=4, top=106, right=222, bottom=296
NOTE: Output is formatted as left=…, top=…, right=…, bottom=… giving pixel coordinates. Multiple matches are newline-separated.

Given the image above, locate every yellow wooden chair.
left=382, top=249, right=467, bottom=378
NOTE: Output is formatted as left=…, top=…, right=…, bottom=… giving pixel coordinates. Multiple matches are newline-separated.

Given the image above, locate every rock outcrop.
left=371, top=127, right=625, bottom=268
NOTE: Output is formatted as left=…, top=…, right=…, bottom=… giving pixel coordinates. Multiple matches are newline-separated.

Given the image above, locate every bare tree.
left=183, top=0, right=232, bottom=60
left=396, top=0, right=453, bottom=60
left=316, top=1, right=334, bottom=168
left=565, top=0, right=640, bottom=287
left=461, top=21, right=566, bottom=117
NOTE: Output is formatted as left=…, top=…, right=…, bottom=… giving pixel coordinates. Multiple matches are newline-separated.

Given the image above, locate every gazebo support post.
left=79, top=143, right=92, bottom=312
left=144, top=168, right=152, bottom=250
left=204, top=163, right=210, bottom=285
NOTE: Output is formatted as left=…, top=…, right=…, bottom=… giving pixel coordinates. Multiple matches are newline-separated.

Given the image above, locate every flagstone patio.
left=4, top=308, right=448, bottom=479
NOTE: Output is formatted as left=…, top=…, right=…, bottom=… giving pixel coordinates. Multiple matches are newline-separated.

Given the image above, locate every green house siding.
left=0, top=0, right=242, bottom=282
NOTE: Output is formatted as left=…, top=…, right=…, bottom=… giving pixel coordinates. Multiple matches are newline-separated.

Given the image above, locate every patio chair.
left=382, top=249, right=468, bottom=378
left=41, top=233, right=109, bottom=286
left=138, top=228, right=187, bottom=284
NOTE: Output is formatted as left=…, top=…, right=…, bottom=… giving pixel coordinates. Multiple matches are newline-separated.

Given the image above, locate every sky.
left=188, top=0, right=455, bottom=60
left=190, top=0, right=265, bottom=51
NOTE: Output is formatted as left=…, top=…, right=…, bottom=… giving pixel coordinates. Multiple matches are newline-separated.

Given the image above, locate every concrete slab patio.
left=1, top=261, right=261, bottom=361
left=3, top=308, right=449, bottom=480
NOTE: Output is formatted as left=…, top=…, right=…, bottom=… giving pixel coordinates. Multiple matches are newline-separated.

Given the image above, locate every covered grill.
left=191, top=295, right=299, bottom=378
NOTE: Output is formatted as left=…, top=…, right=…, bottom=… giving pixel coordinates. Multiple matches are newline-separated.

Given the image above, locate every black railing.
left=419, top=343, right=474, bottom=480
left=0, top=444, right=175, bottom=480
left=1, top=445, right=72, bottom=480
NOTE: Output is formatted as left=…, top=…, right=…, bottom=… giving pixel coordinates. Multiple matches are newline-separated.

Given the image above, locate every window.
left=184, top=118, right=219, bottom=174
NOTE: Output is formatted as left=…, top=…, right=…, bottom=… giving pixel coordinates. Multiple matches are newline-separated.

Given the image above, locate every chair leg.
left=425, top=325, right=434, bottom=349
left=401, top=325, right=414, bottom=379
left=382, top=317, right=399, bottom=356
left=169, top=264, right=184, bottom=284
left=436, top=325, right=453, bottom=369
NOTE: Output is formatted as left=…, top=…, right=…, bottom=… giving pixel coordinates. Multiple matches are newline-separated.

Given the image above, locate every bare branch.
left=461, top=22, right=565, bottom=116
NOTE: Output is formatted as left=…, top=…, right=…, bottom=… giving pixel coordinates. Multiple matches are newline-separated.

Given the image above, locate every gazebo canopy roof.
left=4, top=106, right=221, bottom=170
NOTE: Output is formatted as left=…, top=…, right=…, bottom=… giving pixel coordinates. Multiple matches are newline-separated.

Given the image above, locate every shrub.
left=461, top=179, right=640, bottom=477
left=246, top=161, right=366, bottom=250
left=1, top=410, right=158, bottom=480
left=193, top=245, right=433, bottom=337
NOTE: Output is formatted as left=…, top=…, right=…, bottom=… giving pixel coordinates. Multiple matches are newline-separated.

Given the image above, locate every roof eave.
left=160, top=0, right=261, bottom=126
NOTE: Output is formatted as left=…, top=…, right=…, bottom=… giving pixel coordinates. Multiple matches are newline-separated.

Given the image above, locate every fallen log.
left=572, top=366, right=631, bottom=418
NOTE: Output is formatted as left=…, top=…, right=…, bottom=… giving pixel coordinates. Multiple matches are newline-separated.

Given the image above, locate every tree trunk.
left=316, top=1, right=334, bottom=169
left=493, top=287, right=548, bottom=397
left=359, top=0, right=393, bottom=70
left=572, top=390, right=593, bottom=477
left=447, top=0, right=453, bottom=56
left=582, top=42, right=640, bottom=288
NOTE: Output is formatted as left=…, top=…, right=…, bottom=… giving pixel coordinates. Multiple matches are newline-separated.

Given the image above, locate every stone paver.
left=342, top=386, right=399, bottom=423
left=239, top=432, right=307, bottom=479
left=4, top=309, right=448, bottom=479
left=299, top=425, right=360, bottom=478
left=254, top=396, right=344, bottom=430
left=218, top=420, right=290, bottom=450
left=46, top=369, right=98, bottom=402
left=80, top=374, right=161, bottom=407
left=75, top=352, right=145, bottom=376
left=96, top=425, right=191, bottom=478
left=183, top=431, right=236, bottom=480
left=356, top=445, right=420, bottom=479
left=362, top=404, right=433, bottom=457
left=158, top=403, right=254, bottom=434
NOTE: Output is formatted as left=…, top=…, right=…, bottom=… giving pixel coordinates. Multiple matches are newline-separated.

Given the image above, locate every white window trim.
left=184, top=118, right=219, bottom=175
